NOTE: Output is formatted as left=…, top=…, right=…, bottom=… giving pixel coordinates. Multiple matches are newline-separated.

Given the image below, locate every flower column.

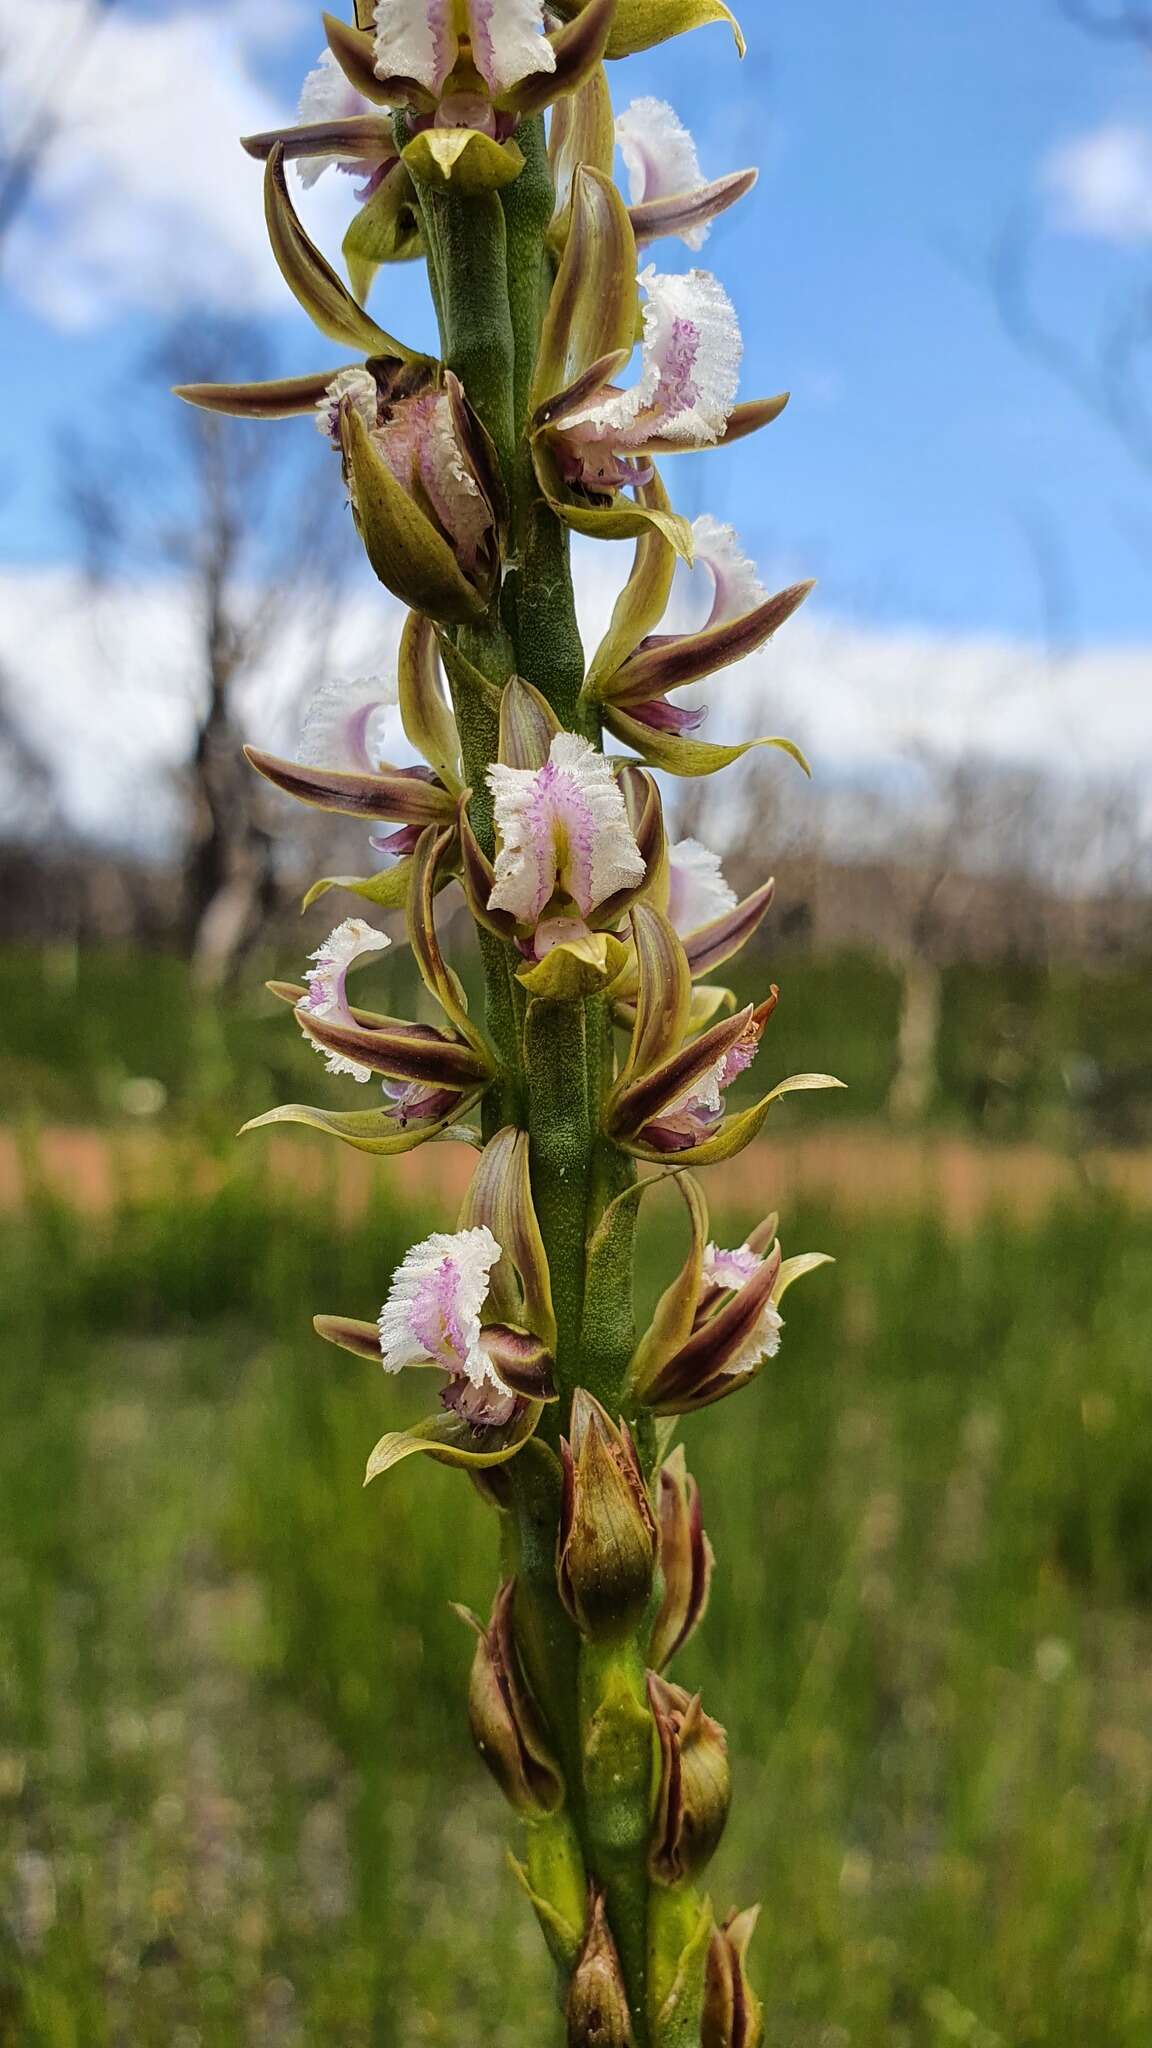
left=178, top=4, right=842, bottom=2041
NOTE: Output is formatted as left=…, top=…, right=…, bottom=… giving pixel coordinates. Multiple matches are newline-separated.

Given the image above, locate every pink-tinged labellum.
left=487, top=733, right=646, bottom=930
left=555, top=262, right=742, bottom=478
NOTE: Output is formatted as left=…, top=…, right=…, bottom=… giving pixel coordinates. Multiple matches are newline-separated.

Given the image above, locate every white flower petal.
left=690, top=515, right=769, bottom=627
left=315, top=366, right=380, bottom=444
left=667, top=837, right=737, bottom=936
left=296, top=48, right=373, bottom=186
left=616, top=97, right=709, bottom=249
left=702, top=1241, right=763, bottom=1292
left=487, top=733, right=646, bottom=926
left=378, top=1224, right=503, bottom=1383
left=466, top=0, right=555, bottom=94
left=722, top=1298, right=783, bottom=1377
left=297, top=673, right=398, bottom=772
left=373, top=0, right=456, bottom=93
left=564, top=265, right=742, bottom=450
left=303, top=916, right=391, bottom=1024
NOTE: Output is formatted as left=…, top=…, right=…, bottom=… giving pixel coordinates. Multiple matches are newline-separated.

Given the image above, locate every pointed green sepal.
left=507, top=1828, right=586, bottom=1973
left=263, top=144, right=417, bottom=358
left=407, top=825, right=493, bottom=1056
left=239, top=1098, right=484, bottom=1155
left=458, top=1127, right=557, bottom=1351
left=622, top=1073, right=847, bottom=1169
left=301, top=858, right=417, bottom=915
left=343, top=163, right=424, bottom=301
left=532, top=164, right=638, bottom=411
left=364, top=1400, right=543, bottom=1482
left=649, top=1890, right=715, bottom=2048
left=585, top=474, right=679, bottom=690
left=604, top=704, right=812, bottom=780
left=398, top=611, right=463, bottom=790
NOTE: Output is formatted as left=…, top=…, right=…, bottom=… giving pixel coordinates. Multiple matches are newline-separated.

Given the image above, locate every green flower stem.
left=501, top=116, right=591, bottom=736
left=580, top=1638, right=658, bottom=2047
left=524, top=995, right=593, bottom=1394
left=419, top=185, right=517, bottom=471
left=422, top=151, right=674, bottom=2043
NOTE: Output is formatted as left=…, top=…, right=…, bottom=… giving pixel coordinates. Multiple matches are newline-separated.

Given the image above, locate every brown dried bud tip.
left=557, top=1390, right=658, bottom=1641
left=649, top=1445, right=715, bottom=1672
left=648, top=1673, right=732, bottom=1887
left=702, top=1907, right=764, bottom=2048
left=464, top=1580, right=564, bottom=1816
left=567, top=1890, right=635, bottom=2047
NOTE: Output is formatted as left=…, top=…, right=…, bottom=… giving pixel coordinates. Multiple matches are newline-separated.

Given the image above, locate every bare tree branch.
left=0, top=0, right=119, bottom=247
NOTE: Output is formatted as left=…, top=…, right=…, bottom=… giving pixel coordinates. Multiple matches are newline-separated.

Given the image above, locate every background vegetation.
left=3, top=953, right=1152, bottom=2042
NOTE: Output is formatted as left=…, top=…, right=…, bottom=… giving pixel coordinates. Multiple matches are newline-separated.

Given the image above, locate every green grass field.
left=3, top=1153, right=1152, bottom=2045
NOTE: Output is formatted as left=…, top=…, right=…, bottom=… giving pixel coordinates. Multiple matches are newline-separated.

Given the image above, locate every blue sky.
left=1, top=0, right=1150, bottom=834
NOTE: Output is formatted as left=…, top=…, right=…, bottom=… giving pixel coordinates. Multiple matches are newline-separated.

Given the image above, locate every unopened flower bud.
left=649, top=1445, right=714, bottom=1671
left=557, top=1391, right=658, bottom=1640
left=566, top=1890, right=635, bottom=2047
left=702, top=1907, right=764, bottom=2048
left=647, top=1672, right=731, bottom=1885
left=463, top=1580, right=564, bottom=1816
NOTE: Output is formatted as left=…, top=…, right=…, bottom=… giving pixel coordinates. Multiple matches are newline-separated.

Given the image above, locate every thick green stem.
left=419, top=143, right=681, bottom=2044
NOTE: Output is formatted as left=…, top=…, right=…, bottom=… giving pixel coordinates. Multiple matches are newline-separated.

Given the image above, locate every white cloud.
left=2, top=555, right=1149, bottom=853
left=1044, top=121, right=1152, bottom=242
left=0, top=0, right=352, bottom=326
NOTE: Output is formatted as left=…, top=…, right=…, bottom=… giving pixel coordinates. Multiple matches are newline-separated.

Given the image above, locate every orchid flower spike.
left=487, top=733, right=647, bottom=938
left=616, top=98, right=757, bottom=249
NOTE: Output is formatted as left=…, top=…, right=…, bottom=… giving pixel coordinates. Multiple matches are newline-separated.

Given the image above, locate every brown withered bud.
left=649, top=1445, right=715, bottom=1672
left=566, top=1890, right=635, bottom=2047
left=557, top=1390, right=658, bottom=1640
left=702, top=1907, right=765, bottom=2048
left=463, top=1580, right=564, bottom=1816
left=648, top=1673, right=732, bottom=1886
